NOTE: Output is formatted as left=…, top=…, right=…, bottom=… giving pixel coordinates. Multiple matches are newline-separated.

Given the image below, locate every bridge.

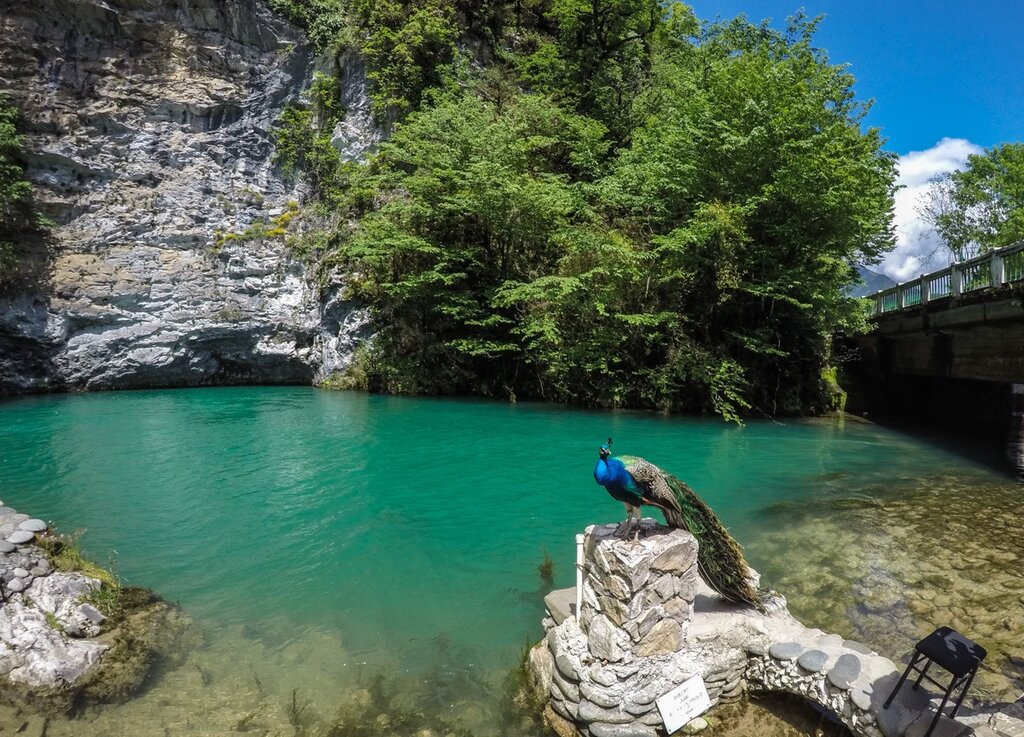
left=863, top=240, right=1024, bottom=384
left=854, top=242, right=1024, bottom=462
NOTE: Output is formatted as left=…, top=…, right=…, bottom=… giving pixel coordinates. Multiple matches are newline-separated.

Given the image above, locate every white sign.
left=656, top=674, right=711, bottom=734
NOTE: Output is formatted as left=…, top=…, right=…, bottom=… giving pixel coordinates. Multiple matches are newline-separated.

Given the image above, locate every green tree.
left=923, top=142, right=1024, bottom=261
left=339, top=92, right=608, bottom=396
left=520, top=0, right=674, bottom=139
left=501, top=14, right=896, bottom=416
left=275, top=5, right=896, bottom=419
left=350, top=0, right=460, bottom=115
left=271, top=74, right=348, bottom=199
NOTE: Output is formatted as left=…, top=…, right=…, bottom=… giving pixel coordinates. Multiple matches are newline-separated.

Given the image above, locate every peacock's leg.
left=621, top=504, right=643, bottom=542
left=618, top=504, right=634, bottom=539
left=631, top=506, right=643, bottom=543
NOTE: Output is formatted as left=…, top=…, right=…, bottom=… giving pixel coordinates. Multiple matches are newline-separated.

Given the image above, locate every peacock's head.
left=599, top=438, right=612, bottom=459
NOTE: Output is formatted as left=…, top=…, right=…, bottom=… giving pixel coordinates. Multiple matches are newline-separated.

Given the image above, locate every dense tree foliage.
left=923, top=142, right=1024, bottom=262
left=273, top=2, right=897, bottom=419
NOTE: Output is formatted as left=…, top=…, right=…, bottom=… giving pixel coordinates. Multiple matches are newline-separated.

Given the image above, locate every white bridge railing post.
left=991, top=251, right=1006, bottom=286
left=951, top=265, right=962, bottom=297
left=920, top=274, right=930, bottom=304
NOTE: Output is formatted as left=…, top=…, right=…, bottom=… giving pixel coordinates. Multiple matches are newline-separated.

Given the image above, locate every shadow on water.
left=853, top=409, right=1024, bottom=481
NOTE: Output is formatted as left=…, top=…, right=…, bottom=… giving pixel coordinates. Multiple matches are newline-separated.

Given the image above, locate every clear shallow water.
left=0, top=387, right=1020, bottom=735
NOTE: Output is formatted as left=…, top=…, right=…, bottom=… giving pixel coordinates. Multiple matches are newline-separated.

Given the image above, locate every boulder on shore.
left=0, top=526, right=199, bottom=714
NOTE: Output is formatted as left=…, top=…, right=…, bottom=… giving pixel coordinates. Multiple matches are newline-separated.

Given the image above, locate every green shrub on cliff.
left=268, top=68, right=349, bottom=207
left=0, top=93, right=51, bottom=289
left=0, top=95, right=32, bottom=277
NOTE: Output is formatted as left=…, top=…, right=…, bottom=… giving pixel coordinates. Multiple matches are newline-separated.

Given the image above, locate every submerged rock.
left=1, top=576, right=198, bottom=714
left=0, top=509, right=199, bottom=714
left=79, top=588, right=200, bottom=704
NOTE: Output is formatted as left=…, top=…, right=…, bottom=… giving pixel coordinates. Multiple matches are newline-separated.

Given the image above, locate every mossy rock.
left=78, top=587, right=201, bottom=704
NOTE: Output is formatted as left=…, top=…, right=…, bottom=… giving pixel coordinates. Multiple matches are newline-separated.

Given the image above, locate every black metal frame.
left=883, top=645, right=981, bottom=737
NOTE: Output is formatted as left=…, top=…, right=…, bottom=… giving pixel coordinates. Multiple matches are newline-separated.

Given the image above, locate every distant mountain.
left=849, top=266, right=897, bottom=298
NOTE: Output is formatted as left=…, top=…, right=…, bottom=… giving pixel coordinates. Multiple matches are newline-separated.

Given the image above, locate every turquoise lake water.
left=0, top=387, right=1020, bottom=736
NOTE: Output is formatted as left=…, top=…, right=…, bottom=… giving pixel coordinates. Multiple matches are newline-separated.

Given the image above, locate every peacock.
left=593, top=439, right=762, bottom=610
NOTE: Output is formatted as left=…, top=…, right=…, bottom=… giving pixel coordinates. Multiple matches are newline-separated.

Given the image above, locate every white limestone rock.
left=26, top=571, right=107, bottom=638
left=0, top=0, right=377, bottom=395
left=589, top=614, right=628, bottom=663
left=0, top=584, right=108, bottom=692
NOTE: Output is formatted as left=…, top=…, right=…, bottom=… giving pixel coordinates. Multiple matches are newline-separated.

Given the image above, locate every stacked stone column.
left=534, top=521, right=707, bottom=737
left=579, top=520, right=698, bottom=662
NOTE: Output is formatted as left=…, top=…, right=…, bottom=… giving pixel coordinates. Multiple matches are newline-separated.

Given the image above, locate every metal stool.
left=883, top=626, right=987, bottom=737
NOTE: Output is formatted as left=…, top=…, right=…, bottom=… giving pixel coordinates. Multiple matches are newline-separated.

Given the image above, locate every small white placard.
left=656, top=674, right=711, bottom=734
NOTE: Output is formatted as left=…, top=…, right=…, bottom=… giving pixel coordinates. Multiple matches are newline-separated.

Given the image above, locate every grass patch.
left=318, top=345, right=373, bottom=392
left=44, top=610, right=67, bottom=637
left=83, top=582, right=125, bottom=621
left=36, top=530, right=125, bottom=620
left=36, top=530, right=116, bottom=586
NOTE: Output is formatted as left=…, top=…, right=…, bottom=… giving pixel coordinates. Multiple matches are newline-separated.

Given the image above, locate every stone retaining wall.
left=533, top=521, right=1024, bottom=737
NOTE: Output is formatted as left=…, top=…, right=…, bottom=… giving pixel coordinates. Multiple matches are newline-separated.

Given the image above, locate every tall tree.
left=502, top=15, right=896, bottom=416
left=338, top=92, right=609, bottom=397
left=923, top=142, right=1024, bottom=262
left=268, top=1, right=898, bottom=418
left=523, top=0, right=669, bottom=139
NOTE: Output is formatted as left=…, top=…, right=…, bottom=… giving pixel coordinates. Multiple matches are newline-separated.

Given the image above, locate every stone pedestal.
left=531, top=522, right=1022, bottom=737
left=579, top=520, right=698, bottom=662
left=532, top=522, right=714, bottom=737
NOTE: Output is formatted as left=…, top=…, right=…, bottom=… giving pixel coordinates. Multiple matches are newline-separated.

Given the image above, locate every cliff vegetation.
left=249, top=2, right=896, bottom=419
left=0, top=93, right=50, bottom=292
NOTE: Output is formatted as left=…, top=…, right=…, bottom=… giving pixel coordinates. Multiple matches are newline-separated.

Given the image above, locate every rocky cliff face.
left=0, top=0, right=370, bottom=394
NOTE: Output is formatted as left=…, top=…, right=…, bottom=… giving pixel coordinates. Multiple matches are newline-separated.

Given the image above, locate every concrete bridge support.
left=851, top=295, right=1024, bottom=473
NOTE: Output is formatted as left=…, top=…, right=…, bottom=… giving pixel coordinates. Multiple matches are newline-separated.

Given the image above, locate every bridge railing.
left=871, top=240, right=1024, bottom=316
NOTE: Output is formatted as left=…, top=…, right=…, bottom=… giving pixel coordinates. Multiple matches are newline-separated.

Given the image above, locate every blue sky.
left=687, top=0, right=1024, bottom=279
left=688, top=0, right=1024, bottom=153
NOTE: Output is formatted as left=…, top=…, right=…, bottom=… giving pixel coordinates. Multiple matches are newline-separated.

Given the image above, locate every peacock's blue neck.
left=594, top=457, right=631, bottom=488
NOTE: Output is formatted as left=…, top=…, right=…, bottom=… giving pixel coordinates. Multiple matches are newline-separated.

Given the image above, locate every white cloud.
left=876, top=137, right=983, bottom=282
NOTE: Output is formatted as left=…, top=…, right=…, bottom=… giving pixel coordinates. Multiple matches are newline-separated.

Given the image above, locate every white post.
left=951, top=266, right=962, bottom=297
left=921, top=275, right=930, bottom=304
left=575, top=533, right=585, bottom=620
left=991, top=253, right=1006, bottom=286
left=897, top=286, right=905, bottom=309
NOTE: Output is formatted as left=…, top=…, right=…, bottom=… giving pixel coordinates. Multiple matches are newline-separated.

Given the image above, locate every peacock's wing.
left=620, top=455, right=762, bottom=611
left=618, top=456, right=684, bottom=519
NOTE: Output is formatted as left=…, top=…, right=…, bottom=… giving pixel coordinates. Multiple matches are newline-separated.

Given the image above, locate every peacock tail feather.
left=619, top=455, right=763, bottom=611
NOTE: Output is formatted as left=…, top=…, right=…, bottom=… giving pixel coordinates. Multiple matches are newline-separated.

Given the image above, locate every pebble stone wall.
left=533, top=521, right=1024, bottom=737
